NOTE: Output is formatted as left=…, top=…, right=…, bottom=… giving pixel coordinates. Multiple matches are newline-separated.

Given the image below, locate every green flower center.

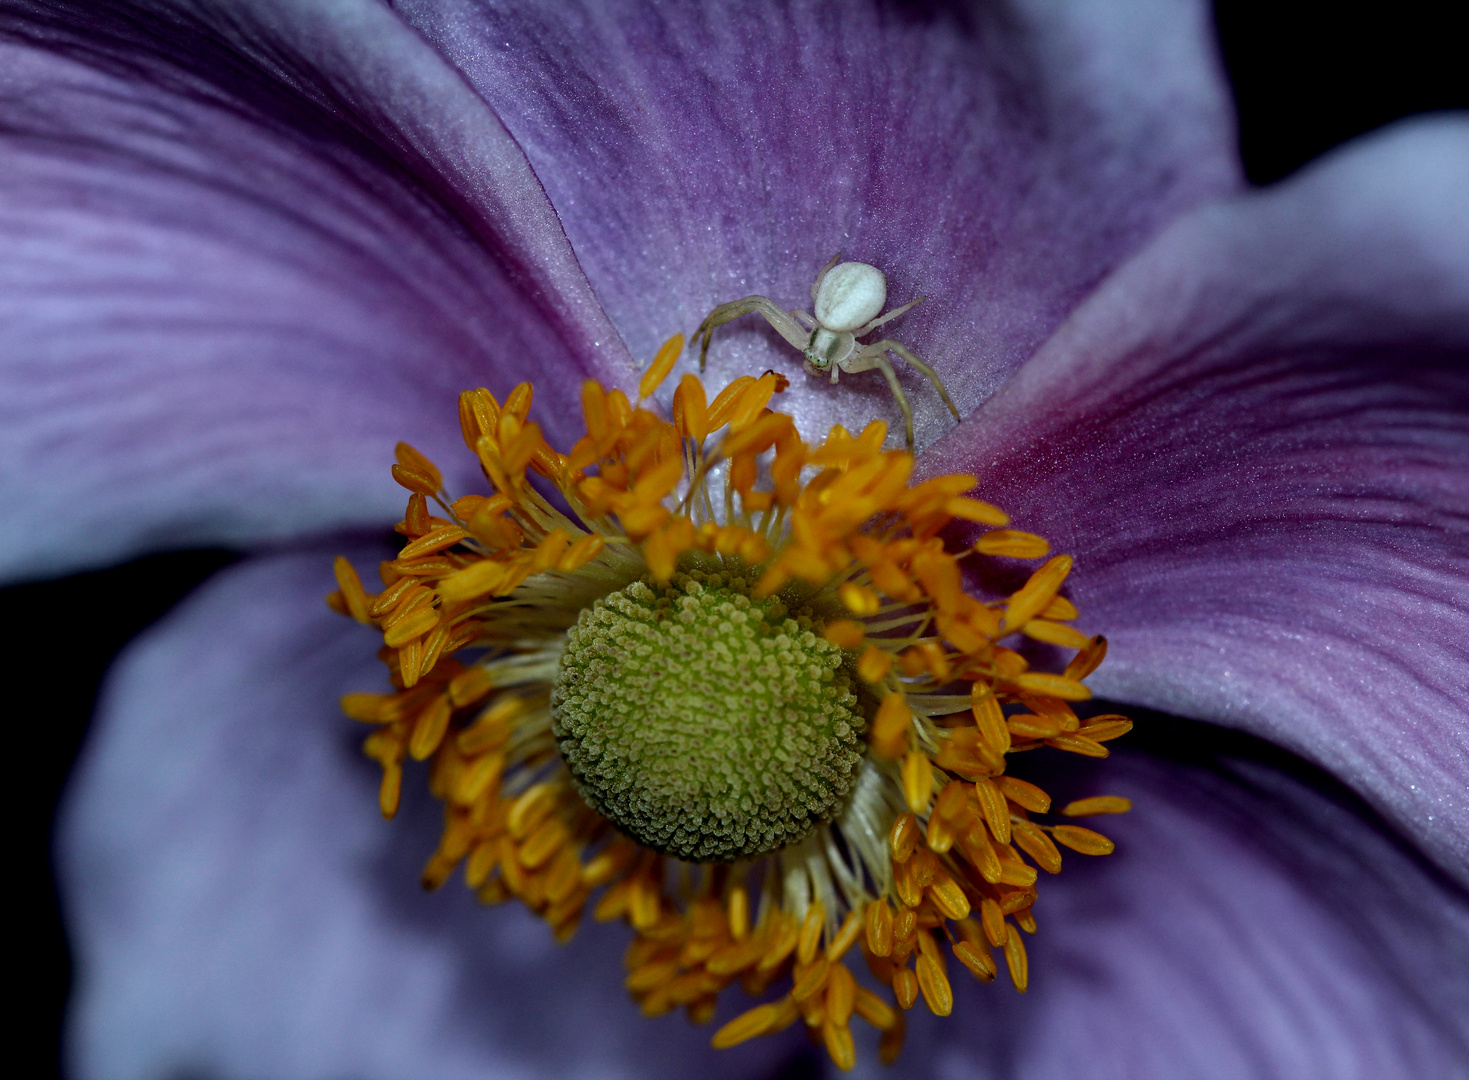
left=551, top=571, right=865, bottom=862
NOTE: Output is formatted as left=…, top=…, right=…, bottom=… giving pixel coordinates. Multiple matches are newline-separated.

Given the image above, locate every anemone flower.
left=5, top=0, right=1468, bottom=1077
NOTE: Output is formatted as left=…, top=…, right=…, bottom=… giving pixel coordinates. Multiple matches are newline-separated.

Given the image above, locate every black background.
left=7, top=3, right=1465, bottom=1076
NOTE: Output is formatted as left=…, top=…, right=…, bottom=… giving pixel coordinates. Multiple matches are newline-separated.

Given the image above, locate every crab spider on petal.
left=694, top=254, right=961, bottom=450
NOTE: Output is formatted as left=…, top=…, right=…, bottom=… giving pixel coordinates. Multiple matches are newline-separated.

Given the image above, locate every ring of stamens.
left=329, top=333, right=1133, bottom=1072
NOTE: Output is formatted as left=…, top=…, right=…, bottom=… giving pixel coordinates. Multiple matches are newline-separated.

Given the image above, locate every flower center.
left=551, top=569, right=864, bottom=862
left=333, top=347, right=1135, bottom=1071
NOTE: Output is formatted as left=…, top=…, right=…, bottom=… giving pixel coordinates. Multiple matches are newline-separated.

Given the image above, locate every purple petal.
left=58, top=551, right=805, bottom=1080
left=935, top=117, right=1469, bottom=883
left=0, top=5, right=626, bottom=581
left=902, top=733, right=1469, bottom=1079
left=394, top=0, right=1241, bottom=447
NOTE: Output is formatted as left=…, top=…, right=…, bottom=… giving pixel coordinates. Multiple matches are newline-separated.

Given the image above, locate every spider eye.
left=804, top=350, right=829, bottom=370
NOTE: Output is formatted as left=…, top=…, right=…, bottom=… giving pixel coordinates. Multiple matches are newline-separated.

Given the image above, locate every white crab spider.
left=694, top=255, right=960, bottom=450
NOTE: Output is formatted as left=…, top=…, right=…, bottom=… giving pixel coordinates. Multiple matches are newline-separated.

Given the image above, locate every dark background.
left=8, top=2, right=1465, bottom=1075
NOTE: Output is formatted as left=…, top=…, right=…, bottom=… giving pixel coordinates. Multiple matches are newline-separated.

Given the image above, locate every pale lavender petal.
left=394, top=0, right=1241, bottom=448
left=58, top=552, right=805, bottom=1080
left=0, top=3, right=627, bottom=581
left=934, top=118, right=1469, bottom=883
left=895, top=731, right=1469, bottom=1080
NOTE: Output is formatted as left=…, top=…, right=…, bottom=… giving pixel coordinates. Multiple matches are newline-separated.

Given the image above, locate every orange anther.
left=823, top=619, right=865, bottom=650
left=837, top=581, right=881, bottom=616
left=672, top=373, right=710, bottom=443
left=870, top=693, right=911, bottom=759
left=638, top=333, right=684, bottom=400
left=1002, top=554, right=1074, bottom=632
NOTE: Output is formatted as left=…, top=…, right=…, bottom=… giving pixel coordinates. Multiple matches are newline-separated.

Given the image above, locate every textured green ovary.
left=551, top=571, right=864, bottom=862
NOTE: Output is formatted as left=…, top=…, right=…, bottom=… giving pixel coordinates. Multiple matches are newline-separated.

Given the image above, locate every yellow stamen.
left=823, top=619, right=866, bottom=650
left=1044, top=732, right=1110, bottom=757
left=712, top=1001, right=781, bottom=1048
left=1003, top=924, right=1029, bottom=992
left=856, top=644, right=893, bottom=684
left=638, top=333, right=685, bottom=400
left=1011, top=672, right=1092, bottom=700
left=995, top=775, right=1051, bottom=813
left=915, top=944, right=953, bottom=1016
left=827, top=909, right=864, bottom=961
left=330, top=364, right=1133, bottom=1070
left=1007, top=713, right=1061, bottom=740
left=822, top=1018, right=856, bottom=1071
left=1064, top=635, right=1109, bottom=680
left=837, top=581, right=882, bottom=616
left=726, top=886, right=750, bottom=940
left=1011, top=820, right=1063, bottom=874
left=1061, top=795, right=1133, bottom=817
left=378, top=763, right=402, bottom=819
left=953, top=939, right=996, bottom=981
left=865, top=898, right=894, bottom=956
left=395, top=440, right=444, bottom=491
left=1052, top=825, right=1117, bottom=855
left=398, top=524, right=469, bottom=561
left=1002, top=554, right=1073, bottom=631
left=791, top=955, right=831, bottom=1002
left=979, top=897, right=1007, bottom=947
left=901, top=751, right=934, bottom=814
left=973, top=777, right=1012, bottom=845
left=759, top=920, right=800, bottom=973
left=997, top=861, right=1038, bottom=888
left=332, top=556, right=373, bottom=624
left=1078, top=715, right=1135, bottom=742
left=974, top=529, right=1050, bottom=558
left=892, top=965, right=918, bottom=1010
left=1022, top=619, right=1094, bottom=649
left=870, top=692, right=912, bottom=758
left=928, top=872, right=971, bottom=921
left=944, top=496, right=1010, bottom=526
left=407, top=696, right=451, bottom=760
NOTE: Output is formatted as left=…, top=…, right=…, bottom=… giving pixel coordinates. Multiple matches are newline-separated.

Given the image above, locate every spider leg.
left=862, top=339, right=961, bottom=421
left=841, top=349, right=915, bottom=451
left=810, top=253, right=842, bottom=307
left=792, top=309, right=817, bottom=331
left=694, top=295, right=808, bottom=371
left=855, top=295, right=923, bottom=336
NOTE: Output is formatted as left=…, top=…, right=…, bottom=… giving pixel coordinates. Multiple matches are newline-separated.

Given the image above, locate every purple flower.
left=5, top=0, right=1467, bottom=1076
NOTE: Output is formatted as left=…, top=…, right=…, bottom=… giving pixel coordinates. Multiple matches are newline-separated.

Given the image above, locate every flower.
left=333, top=359, right=1136, bottom=1069
left=3, top=1, right=1466, bottom=1078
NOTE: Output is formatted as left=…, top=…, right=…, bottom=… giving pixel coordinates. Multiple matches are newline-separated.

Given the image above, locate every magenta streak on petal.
left=0, top=2, right=632, bottom=581
left=932, top=117, right=1469, bottom=885
left=393, top=0, right=1241, bottom=452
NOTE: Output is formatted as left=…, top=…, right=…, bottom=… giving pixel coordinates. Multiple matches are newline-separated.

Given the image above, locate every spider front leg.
left=694, top=295, right=809, bottom=371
